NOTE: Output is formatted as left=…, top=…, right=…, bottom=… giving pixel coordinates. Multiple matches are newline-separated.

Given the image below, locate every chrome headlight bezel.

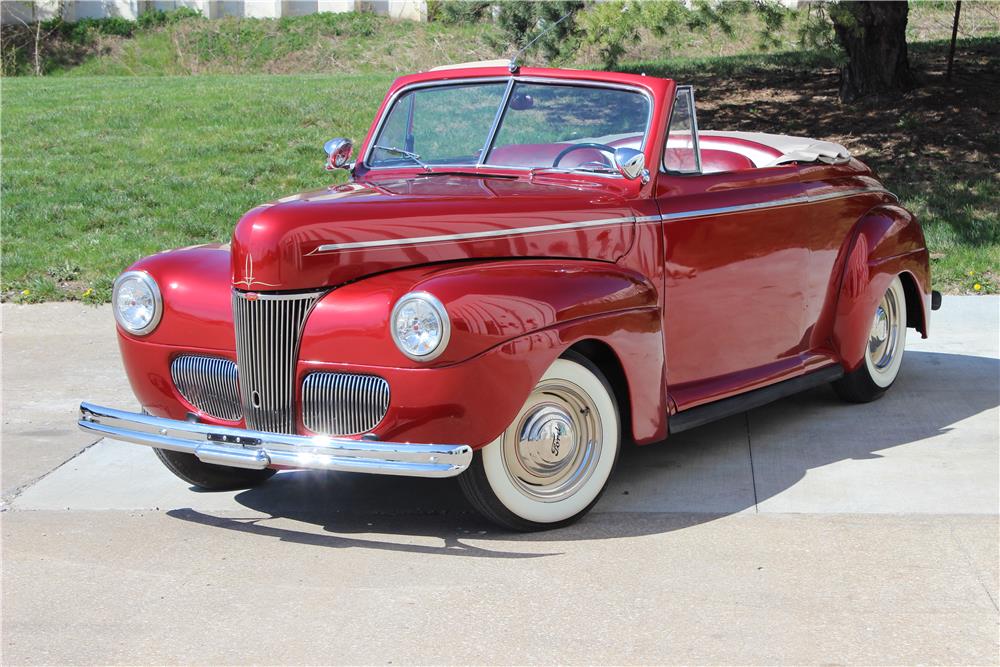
left=390, top=291, right=450, bottom=362
left=112, top=270, right=162, bottom=336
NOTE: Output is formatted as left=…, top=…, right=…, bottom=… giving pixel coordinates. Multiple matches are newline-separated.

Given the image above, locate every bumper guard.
left=78, top=402, right=472, bottom=478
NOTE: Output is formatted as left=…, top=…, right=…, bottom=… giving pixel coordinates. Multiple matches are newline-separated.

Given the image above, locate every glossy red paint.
left=119, top=299, right=664, bottom=448
left=231, top=174, right=643, bottom=292
left=121, top=244, right=235, bottom=349
left=115, top=65, right=931, bottom=458
left=298, top=259, right=657, bottom=368
left=296, top=308, right=664, bottom=448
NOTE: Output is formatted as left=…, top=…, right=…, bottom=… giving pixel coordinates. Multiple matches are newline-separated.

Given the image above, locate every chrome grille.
left=302, top=373, right=390, bottom=436
left=170, top=355, right=242, bottom=421
left=232, top=291, right=321, bottom=434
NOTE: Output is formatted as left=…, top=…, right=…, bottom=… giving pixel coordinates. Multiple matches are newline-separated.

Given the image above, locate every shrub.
left=39, top=16, right=136, bottom=44
left=495, top=0, right=584, bottom=62
left=136, top=7, right=203, bottom=30
left=429, top=1, right=492, bottom=25
left=278, top=11, right=380, bottom=37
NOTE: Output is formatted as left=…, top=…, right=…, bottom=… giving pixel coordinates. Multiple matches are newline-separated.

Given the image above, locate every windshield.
left=367, top=80, right=650, bottom=173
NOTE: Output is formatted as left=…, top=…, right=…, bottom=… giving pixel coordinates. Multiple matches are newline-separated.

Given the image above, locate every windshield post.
left=404, top=94, right=416, bottom=153
left=478, top=79, right=515, bottom=167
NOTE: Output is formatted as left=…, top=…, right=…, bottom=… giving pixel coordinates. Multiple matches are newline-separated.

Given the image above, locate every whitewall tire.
left=834, top=275, right=908, bottom=402
left=459, top=351, right=620, bottom=531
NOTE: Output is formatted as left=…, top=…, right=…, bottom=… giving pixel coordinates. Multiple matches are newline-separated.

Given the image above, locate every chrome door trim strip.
left=308, top=186, right=893, bottom=254
left=818, top=186, right=897, bottom=203
left=659, top=195, right=812, bottom=221
left=658, top=186, right=895, bottom=222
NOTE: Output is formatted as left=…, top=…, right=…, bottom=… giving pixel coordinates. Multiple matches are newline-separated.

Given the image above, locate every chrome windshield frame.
left=360, top=76, right=655, bottom=176
left=660, top=84, right=703, bottom=176
left=478, top=78, right=516, bottom=164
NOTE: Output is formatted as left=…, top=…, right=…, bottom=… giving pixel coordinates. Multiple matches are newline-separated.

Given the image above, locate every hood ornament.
left=233, top=253, right=279, bottom=289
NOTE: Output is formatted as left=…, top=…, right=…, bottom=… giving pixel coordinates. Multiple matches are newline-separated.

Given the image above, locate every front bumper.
left=78, top=402, right=472, bottom=478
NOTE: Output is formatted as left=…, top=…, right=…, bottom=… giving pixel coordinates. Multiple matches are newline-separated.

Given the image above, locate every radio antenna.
left=508, top=11, right=573, bottom=74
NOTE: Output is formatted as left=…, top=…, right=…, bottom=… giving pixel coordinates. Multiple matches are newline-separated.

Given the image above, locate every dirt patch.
left=686, top=41, right=999, bottom=184
left=634, top=37, right=999, bottom=294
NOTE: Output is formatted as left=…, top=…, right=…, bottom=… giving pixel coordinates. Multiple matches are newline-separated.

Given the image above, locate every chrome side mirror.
left=613, top=147, right=648, bottom=183
left=324, top=138, right=353, bottom=171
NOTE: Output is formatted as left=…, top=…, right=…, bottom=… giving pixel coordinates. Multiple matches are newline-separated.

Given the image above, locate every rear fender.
left=831, top=205, right=931, bottom=372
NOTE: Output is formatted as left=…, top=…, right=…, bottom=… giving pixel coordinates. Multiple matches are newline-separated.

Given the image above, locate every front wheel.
left=833, top=275, right=908, bottom=403
left=459, top=352, right=620, bottom=531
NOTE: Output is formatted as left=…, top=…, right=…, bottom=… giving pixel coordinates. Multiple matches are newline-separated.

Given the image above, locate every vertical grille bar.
left=170, top=355, right=242, bottom=421
left=232, top=291, right=320, bottom=434
left=301, top=372, right=390, bottom=436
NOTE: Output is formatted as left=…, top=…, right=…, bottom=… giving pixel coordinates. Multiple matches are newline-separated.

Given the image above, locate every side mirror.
left=613, top=147, right=648, bottom=183
left=324, top=138, right=353, bottom=171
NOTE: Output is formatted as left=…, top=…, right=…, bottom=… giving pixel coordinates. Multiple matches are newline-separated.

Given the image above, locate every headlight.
left=390, top=291, right=450, bottom=361
left=112, top=270, right=162, bottom=336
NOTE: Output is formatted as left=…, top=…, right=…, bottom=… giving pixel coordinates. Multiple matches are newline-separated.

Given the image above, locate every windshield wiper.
left=372, top=144, right=432, bottom=172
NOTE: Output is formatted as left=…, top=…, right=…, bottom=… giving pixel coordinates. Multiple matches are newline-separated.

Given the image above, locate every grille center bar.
left=232, top=290, right=322, bottom=434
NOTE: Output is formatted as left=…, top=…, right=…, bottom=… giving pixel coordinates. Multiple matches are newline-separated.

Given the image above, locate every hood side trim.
left=308, top=215, right=639, bottom=255
left=305, top=186, right=891, bottom=256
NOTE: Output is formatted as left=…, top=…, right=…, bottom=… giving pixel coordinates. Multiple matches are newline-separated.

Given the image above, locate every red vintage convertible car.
left=80, top=63, right=940, bottom=530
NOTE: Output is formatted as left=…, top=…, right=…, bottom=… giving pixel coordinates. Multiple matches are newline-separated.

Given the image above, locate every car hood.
left=231, top=173, right=638, bottom=291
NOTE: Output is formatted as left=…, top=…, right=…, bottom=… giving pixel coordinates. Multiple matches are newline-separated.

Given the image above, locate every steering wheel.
left=552, top=143, right=616, bottom=169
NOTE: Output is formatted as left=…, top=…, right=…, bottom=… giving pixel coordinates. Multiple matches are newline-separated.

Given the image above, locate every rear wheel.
left=459, top=352, right=620, bottom=531
left=154, top=448, right=277, bottom=491
left=834, top=275, right=908, bottom=403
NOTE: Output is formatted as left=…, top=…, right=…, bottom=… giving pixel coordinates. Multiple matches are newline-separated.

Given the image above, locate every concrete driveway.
left=2, top=297, right=998, bottom=665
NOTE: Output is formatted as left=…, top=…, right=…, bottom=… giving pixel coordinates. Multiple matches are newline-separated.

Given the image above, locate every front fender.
left=121, top=256, right=666, bottom=449
left=297, top=259, right=665, bottom=448
left=119, top=244, right=235, bottom=349
left=298, top=259, right=658, bottom=368
left=297, top=307, right=664, bottom=449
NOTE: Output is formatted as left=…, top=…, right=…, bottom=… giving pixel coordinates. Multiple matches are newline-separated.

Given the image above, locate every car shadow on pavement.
left=167, top=351, right=999, bottom=557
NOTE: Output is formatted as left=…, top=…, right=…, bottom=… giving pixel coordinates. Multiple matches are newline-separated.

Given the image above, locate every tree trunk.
left=34, top=17, right=42, bottom=76
left=946, top=0, right=961, bottom=80
left=832, top=1, right=915, bottom=102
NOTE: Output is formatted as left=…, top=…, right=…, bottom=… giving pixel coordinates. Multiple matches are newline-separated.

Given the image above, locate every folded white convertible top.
left=700, top=130, right=851, bottom=166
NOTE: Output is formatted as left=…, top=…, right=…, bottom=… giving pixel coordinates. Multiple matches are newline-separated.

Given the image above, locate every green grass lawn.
left=2, top=74, right=388, bottom=302
left=2, top=44, right=997, bottom=301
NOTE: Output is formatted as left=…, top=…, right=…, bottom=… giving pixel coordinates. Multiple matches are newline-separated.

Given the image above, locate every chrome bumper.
left=78, top=402, right=472, bottom=478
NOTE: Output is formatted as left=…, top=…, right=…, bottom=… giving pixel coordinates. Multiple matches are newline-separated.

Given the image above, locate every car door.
left=655, top=87, right=814, bottom=410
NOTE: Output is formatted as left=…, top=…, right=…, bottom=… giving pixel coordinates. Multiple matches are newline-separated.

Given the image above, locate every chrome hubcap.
left=869, top=288, right=900, bottom=372
left=517, top=405, right=578, bottom=476
left=502, top=380, right=602, bottom=502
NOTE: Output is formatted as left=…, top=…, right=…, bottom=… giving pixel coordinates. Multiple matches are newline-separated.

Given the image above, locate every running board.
left=668, top=365, right=845, bottom=434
